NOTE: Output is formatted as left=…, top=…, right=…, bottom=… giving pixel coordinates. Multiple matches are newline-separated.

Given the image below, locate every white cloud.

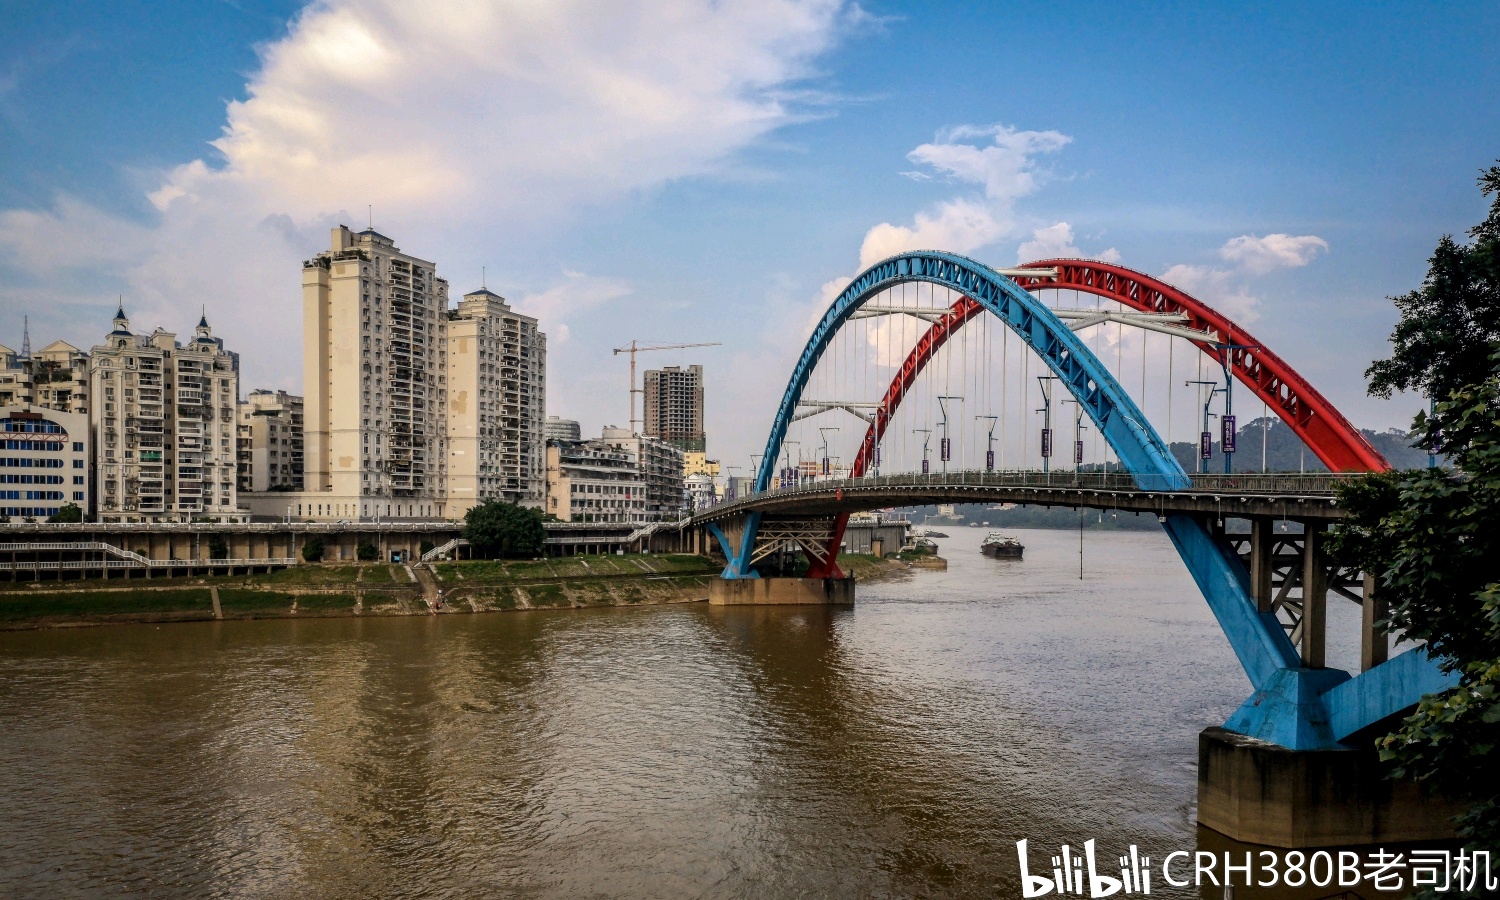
left=1015, top=221, right=1120, bottom=265
left=1159, top=263, right=1261, bottom=323
left=857, top=124, right=1070, bottom=268
left=0, top=0, right=855, bottom=397
left=1156, top=232, right=1329, bottom=323
left=906, top=125, right=1070, bottom=200
left=514, top=270, right=634, bottom=344
left=859, top=198, right=1006, bottom=269
left=1217, top=233, right=1328, bottom=274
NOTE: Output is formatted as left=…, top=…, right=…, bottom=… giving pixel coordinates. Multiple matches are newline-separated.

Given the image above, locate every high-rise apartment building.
left=236, top=390, right=304, bottom=492
left=446, top=288, right=546, bottom=515
left=90, top=307, right=242, bottom=523
left=298, top=225, right=449, bottom=519
left=642, top=364, right=705, bottom=452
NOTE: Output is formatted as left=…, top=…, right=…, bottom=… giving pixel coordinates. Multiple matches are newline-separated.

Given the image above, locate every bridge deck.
left=694, top=471, right=1351, bottom=524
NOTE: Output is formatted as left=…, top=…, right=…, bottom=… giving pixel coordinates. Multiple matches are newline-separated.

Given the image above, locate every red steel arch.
left=803, top=260, right=1387, bottom=577
left=1013, top=259, right=1388, bottom=473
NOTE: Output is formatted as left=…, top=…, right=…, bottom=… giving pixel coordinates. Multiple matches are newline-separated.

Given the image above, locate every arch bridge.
left=692, top=252, right=1450, bottom=756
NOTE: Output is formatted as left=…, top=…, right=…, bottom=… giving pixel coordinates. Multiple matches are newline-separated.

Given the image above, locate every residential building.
left=642, top=364, right=704, bottom=452
left=544, top=416, right=580, bottom=442
left=0, top=405, right=88, bottom=520
left=90, top=307, right=243, bottom=523
left=599, top=426, right=685, bottom=522
left=545, top=438, right=645, bottom=523
left=446, top=288, right=545, bottom=516
left=236, top=390, right=304, bottom=492
left=685, top=472, right=716, bottom=510
left=0, top=329, right=89, bottom=416
left=245, top=226, right=450, bottom=521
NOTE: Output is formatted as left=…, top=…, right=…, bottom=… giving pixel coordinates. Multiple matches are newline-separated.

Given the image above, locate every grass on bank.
left=434, top=553, right=716, bottom=584
left=0, top=589, right=213, bottom=622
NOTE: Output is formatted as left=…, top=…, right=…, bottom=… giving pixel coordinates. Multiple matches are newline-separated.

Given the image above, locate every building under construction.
left=643, top=364, right=705, bottom=452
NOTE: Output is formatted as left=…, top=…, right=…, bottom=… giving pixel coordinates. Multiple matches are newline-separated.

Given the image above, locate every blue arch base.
left=737, top=251, right=1455, bottom=749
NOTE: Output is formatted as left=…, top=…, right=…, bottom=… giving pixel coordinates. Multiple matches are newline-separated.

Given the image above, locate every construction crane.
left=612, top=340, right=721, bottom=435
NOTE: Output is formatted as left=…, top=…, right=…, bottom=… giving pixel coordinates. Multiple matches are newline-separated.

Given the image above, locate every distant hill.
left=1164, top=416, right=1435, bottom=472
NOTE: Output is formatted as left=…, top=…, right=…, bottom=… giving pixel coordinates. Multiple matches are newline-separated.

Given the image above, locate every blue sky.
left=1, top=0, right=1496, bottom=467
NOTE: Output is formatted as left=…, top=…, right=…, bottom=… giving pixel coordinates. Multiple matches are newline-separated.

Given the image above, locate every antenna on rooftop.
left=19, top=315, right=30, bottom=359
left=482, top=266, right=486, bottom=290
left=368, top=204, right=373, bottom=229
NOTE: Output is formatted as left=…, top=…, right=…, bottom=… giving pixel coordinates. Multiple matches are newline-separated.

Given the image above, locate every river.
left=0, top=526, right=1383, bottom=899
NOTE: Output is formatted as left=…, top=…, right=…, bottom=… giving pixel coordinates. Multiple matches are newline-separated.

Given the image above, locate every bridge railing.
left=699, top=470, right=1357, bottom=520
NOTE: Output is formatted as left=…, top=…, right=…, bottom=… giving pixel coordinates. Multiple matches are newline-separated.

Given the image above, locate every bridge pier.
left=1197, top=726, right=1461, bottom=848
left=708, top=576, right=855, bottom=606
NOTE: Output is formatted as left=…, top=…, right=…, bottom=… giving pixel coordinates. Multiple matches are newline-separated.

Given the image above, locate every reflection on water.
left=0, top=527, right=1399, bottom=898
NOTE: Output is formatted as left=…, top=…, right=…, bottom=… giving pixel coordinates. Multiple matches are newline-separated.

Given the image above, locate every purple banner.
left=922, top=458, right=930, bottom=474
left=821, top=457, right=830, bottom=475
left=1222, top=415, right=1237, bottom=453
left=1075, top=440, right=1084, bottom=465
left=986, top=449, right=995, bottom=471
left=1200, top=431, right=1213, bottom=460
left=1041, top=428, right=1053, bottom=458
left=940, top=437, right=951, bottom=461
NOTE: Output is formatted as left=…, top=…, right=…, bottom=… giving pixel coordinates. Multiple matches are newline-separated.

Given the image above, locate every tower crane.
left=612, top=340, right=721, bottom=435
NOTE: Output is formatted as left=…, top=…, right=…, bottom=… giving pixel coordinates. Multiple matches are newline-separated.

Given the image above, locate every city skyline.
left=1, top=1, right=1498, bottom=472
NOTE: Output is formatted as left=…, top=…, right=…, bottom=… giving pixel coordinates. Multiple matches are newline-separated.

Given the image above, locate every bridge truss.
left=702, top=251, right=1451, bottom=751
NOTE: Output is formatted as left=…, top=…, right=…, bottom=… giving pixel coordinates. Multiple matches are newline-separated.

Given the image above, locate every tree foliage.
left=47, top=502, right=83, bottom=523
left=1330, top=368, right=1500, bottom=851
left=301, top=536, right=325, bottom=563
left=462, top=500, right=545, bottom=558
left=1366, top=163, right=1500, bottom=400
left=356, top=540, right=378, bottom=562
left=207, top=535, right=228, bottom=560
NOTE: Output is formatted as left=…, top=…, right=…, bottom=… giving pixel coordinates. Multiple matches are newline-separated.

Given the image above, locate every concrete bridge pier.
left=708, top=577, right=855, bottom=606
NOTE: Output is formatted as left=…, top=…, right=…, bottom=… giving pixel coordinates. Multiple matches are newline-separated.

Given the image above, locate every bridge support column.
left=708, top=576, right=854, bottom=606
left=1299, top=522, right=1328, bottom=669
left=1197, top=726, right=1460, bottom=848
left=1361, top=572, right=1388, bottom=671
left=1249, top=517, right=1274, bottom=612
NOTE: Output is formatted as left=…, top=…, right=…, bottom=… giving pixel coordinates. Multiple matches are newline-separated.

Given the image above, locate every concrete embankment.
left=0, top=552, right=915, bottom=630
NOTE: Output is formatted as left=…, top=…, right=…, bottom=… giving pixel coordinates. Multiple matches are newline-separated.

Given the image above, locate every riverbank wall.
left=0, top=552, right=914, bottom=630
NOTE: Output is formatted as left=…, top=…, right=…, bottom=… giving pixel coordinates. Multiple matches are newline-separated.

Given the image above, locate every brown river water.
left=0, top=526, right=1381, bottom=899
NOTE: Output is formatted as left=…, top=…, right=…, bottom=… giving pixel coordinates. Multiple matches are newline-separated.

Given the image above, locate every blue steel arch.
left=721, top=251, right=1452, bottom=750
left=752, top=251, right=1187, bottom=498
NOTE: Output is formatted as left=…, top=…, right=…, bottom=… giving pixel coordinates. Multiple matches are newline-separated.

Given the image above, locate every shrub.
left=302, top=536, right=325, bottom=563
left=356, top=539, right=378, bottom=562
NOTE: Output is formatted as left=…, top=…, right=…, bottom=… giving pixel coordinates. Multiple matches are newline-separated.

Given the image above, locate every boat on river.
left=980, top=532, right=1024, bottom=560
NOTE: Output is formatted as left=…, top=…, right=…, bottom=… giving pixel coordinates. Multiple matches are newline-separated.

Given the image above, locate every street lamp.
left=1186, top=379, right=1226, bottom=475
left=1035, top=375, right=1059, bottom=474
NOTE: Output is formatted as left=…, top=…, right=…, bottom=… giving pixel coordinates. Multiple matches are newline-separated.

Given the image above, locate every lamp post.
left=1186, top=379, right=1226, bottom=475
left=1035, top=375, right=1059, bottom=475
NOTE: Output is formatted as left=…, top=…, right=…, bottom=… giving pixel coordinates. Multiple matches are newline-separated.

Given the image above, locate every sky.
left=1, top=0, right=1497, bottom=471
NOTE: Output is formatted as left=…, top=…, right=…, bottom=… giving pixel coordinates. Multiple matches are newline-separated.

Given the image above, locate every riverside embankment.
left=0, top=552, right=915, bottom=629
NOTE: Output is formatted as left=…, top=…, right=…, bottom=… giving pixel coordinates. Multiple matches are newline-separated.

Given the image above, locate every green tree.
left=47, top=502, right=83, bottom=523
left=301, top=536, right=325, bottom=563
left=1366, top=162, right=1500, bottom=401
left=462, top=500, right=545, bottom=558
left=1331, top=370, right=1500, bottom=855
left=207, top=535, right=228, bottom=560
left=356, top=539, right=378, bottom=562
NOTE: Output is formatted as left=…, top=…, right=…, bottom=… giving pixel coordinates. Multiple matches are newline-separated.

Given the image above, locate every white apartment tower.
left=90, top=306, right=242, bottom=523
left=446, top=288, right=546, bottom=516
left=302, top=226, right=449, bottom=518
